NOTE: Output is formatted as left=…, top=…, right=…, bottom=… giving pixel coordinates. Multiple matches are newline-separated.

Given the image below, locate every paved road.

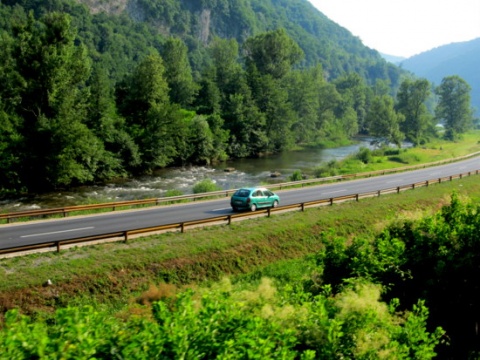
left=1, top=157, right=479, bottom=251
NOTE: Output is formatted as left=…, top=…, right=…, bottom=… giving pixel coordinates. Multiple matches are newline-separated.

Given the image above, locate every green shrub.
left=289, top=170, right=304, bottom=181
left=165, top=189, right=183, bottom=197
left=356, top=147, right=373, bottom=164
left=193, top=178, right=222, bottom=194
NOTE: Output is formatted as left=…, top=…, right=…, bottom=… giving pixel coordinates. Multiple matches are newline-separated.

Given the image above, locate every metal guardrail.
left=1, top=151, right=480, bottom=224
left=1, top=170, right=478, bottom=257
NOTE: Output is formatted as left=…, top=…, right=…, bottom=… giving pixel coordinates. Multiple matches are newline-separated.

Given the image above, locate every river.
left=0, top=138, right=377, bottom=212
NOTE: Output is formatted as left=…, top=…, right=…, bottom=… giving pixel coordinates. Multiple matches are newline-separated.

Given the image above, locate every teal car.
left=230, top=187, right=280, bottom=211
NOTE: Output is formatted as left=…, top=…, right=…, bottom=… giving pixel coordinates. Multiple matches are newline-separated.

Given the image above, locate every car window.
left=264, top=190, right=273, bottom=196
left=234, top=189, right=250, bottom=197
left=255, top=190, right=263, bottom=197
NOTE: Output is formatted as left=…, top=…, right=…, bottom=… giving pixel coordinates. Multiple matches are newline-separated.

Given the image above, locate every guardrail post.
left=228, top=215, right=232, bottom=225
left=56, top=242, right=61, bottom=252
left=124, top=231, right=129, bottom=242
left=330, top=198, right=334, bottom=205
left=397, top=186, right=400, bottom=194
left=450, top=176, right=453, bottom=181
left=377, top=190, right=381, bottom=197
left=181, top=223, right=185, bottom=233
left=301, top=203, right=305, bottom=211
left=355, top=194, right=359, bottom=201
left=267, top=208, right=271, bottom=217
left=412, top=184, right=415, bottom=189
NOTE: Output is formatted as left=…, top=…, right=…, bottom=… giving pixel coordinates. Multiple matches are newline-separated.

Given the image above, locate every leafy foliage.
left=0, top=278, right=443, bottom=359
left=435, top=75, right=474, bottom=140
left=312, top=193, right=480, bottom=358
left=192, top=178, right=221, bottom=193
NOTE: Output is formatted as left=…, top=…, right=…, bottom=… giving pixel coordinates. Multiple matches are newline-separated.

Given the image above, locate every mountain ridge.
left=401, top=38, right=480, bottom=116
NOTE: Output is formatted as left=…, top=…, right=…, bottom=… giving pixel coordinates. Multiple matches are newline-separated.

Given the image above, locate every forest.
left=0, top=0, right=475, bottom=195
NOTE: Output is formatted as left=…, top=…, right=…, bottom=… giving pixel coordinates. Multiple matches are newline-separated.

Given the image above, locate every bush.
left=356, top=147, right=373, bottom=164
left=165, top=189, right=183, bottom=197
left=193, top=178, right=222, bottom=194
left=289, top=170, right=304, bottom=181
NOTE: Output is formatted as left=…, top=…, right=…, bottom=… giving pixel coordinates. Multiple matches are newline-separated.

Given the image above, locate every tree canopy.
left=0, top=0, right=475, bottom=195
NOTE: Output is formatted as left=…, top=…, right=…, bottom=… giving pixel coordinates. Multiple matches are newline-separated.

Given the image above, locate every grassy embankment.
left=1, top=132, right=480, bottom=317
left=311, top=131, right=480, bottom=176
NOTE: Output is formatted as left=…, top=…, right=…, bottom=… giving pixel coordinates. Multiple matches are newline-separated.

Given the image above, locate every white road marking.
left=323, top=189, right=346, bottom=195
left=21, top=227, right=94, bottom=238
left=212, top=208, right=231, bottom=212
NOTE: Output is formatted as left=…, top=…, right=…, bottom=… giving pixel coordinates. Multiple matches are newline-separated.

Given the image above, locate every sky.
left=308, top=0, right=480, bottom=58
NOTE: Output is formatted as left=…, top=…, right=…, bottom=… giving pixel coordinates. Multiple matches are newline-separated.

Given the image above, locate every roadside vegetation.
left=1, top=171, right=480, bottom=357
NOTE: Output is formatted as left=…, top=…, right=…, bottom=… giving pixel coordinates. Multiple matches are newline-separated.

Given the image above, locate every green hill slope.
left=401, top=38, right=480, bottom=116
left=70, top=0, right=403, bottom=85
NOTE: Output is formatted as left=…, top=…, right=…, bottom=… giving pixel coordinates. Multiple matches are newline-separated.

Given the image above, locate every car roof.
left=239, top=187, right=271, bottom=192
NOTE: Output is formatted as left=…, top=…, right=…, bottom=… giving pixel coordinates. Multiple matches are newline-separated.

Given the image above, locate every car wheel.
left=272, top=200, right=279, bottom=208
left=250, top=203, right=257, bottom=211
left=232, top=206, right=238, bottom=212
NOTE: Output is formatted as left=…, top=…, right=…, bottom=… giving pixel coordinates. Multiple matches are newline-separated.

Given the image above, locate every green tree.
left=194, top=73, right=222, bottom=115
left=205, top=113, right=229, bottom=162
left=243, top=28, right=304, bottom=80
left=435, top=75, right=474, bottom=140
left=117, top=53, right=177, bottom=171
left=366, top=95, right=405, bottom=147
left=286, top=66, right=322, bottom=144
left=315, top=82, right=342, bottom=142
left=187, top=115, right=215, bottom=164
left=161, top=37, right=198, bottom=107
left=223, top=88, right=267, bottom=157
left=250, top=72, right=295, bottom=152
left=334, top=73, right=366, bottom=134
left=209, top=37, right=243, bottom=100
left=86, top=63, right=138, bottom=177
left=396, top=78, right=433, bottom=145
left=7, top=12, right=112, bottom=191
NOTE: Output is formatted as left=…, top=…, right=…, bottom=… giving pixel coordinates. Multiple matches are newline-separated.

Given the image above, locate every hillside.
left=401, top=38, right=480, bottom=116
left=0, top=0, right=409, bottom=194
left=69, top=0, right=402, bottom=85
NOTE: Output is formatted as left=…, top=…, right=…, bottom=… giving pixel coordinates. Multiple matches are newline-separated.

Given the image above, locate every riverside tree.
left=0, top=12, right=116, bottom=191
left=366, top=95, right=405, bottom=147
left=435, top=75, right=474, bottom=140
left=396, top=78, right=433, bottom=145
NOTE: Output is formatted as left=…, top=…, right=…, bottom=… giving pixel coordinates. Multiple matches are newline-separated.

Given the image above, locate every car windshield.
left=234, top=189, right=251, bottom=197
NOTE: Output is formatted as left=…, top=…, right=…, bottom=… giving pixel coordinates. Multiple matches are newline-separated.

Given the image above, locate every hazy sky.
left=308, top=0, right=480, bottom=58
